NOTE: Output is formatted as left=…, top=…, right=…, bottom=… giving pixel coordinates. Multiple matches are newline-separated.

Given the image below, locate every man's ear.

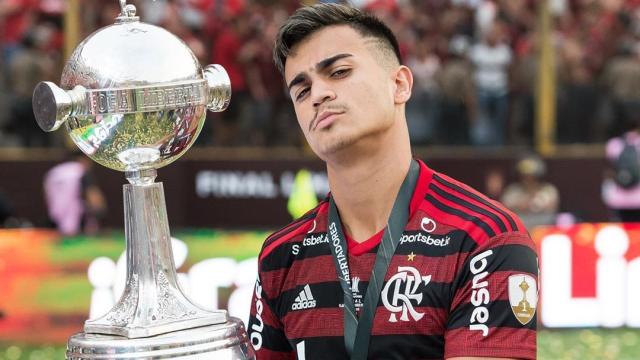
left=393, top=65, right=413, bottom=105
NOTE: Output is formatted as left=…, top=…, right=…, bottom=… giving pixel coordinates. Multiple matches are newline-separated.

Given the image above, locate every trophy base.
left=66, top=317, right=256, bottom=360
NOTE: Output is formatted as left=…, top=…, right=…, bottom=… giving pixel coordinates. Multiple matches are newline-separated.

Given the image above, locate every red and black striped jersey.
left=248, top=159, right=538, bottom=360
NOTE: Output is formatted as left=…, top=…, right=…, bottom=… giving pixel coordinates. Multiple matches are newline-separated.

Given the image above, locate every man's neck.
left=327, top=131, right=412, bottom=243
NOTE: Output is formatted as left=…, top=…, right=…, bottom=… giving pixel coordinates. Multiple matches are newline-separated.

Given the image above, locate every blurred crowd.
left=2, top=0, right=640, bottom=148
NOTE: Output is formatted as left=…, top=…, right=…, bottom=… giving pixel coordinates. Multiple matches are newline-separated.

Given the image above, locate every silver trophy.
left=32, top=1, right=255, bottom=358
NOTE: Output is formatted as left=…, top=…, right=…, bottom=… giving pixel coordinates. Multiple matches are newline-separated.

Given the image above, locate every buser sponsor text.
left=469, top=249, right=493, bottom=336
left=250, top=280, right=265, bottom=350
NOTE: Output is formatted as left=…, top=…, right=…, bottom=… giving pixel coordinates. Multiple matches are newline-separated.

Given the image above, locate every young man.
left=248, top=4, right=537, bottom=359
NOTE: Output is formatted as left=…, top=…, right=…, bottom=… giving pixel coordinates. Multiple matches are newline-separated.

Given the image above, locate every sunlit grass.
left=538, top=328, right=640, bottom=359
left=33, top=275, right=91, bottom=312
left=0, top=345, right=65, bottom=360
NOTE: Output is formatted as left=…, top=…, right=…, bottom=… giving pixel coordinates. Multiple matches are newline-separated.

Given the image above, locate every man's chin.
left=315, top=135, right=359, bottom=159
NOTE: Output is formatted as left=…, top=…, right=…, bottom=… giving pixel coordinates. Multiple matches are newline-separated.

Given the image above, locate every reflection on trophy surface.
left=31, top=0, right=255, bottom=358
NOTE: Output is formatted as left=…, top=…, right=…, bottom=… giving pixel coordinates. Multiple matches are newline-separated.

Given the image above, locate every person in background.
left=43, top=151, right=107, bottom=236
left=602, top=125, right=640, bottom=222
left=484, top=167, right=505, bottom=200
left=600, top=41, right=640, bottom=139
left=6, top=24, right=56, bottom=146
left=437, top=35, right=475, bottom=145
left=405, top=38, right=440, bottom=146
left=469, top=21, right=512, bottom=146
left=0, top=0, right=35, bottom=65
left=501, top=155, right=559, bottom=229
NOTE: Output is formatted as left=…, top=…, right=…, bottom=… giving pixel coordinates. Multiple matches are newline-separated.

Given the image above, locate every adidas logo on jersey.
left=292, top=284, right=317, bottom=311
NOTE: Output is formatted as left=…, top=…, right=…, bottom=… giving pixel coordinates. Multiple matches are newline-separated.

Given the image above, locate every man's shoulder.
left=417, top=169, right=528, bottom=247
left=258, top=199, right=328, bottom=267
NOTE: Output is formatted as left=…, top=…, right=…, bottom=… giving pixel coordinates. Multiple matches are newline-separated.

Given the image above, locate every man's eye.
left=296, top=88, right=309, bottom=101
left=331, top=69, right=350, bottom=77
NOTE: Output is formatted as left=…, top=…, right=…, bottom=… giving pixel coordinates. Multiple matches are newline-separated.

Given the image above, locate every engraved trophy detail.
left=32, top=1, right=254, bottom=358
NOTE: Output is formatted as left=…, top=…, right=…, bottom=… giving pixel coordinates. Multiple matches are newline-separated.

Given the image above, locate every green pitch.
left=2, top=329, right=639, bottom=359
left=538, top=328, right=640, bottom=359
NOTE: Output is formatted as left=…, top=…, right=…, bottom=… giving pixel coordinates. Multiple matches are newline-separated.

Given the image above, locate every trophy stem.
left=83, top=171, right=227, bottom=338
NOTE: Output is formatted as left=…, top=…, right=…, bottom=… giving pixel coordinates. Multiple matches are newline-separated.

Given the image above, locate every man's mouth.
left=312, top=110, right=344, bottom=131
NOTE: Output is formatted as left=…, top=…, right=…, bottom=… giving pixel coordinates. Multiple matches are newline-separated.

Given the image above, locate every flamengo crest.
left=381, top=266, right=431, bottom=322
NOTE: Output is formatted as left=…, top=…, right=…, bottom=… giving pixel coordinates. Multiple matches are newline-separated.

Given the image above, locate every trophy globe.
left=32, top=1, right=255, bottom=359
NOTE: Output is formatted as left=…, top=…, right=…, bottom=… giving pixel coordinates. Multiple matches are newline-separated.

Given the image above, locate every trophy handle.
left=32, top=82, right=86, bottom=132
left=203, top=64, right=231, bottom=112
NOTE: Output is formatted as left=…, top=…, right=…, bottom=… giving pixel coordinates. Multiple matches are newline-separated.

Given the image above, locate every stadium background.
left=1, top=0, right=640, bottom=359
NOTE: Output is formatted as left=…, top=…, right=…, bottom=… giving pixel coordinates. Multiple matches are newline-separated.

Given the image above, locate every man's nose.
left=312, top=82, right=336, bottom=108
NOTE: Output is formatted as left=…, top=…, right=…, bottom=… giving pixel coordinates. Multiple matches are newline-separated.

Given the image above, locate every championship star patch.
left=508, top=274, right=537, bottom=325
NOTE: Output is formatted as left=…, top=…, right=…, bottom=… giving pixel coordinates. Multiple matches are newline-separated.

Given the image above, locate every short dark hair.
left=273, top=3, right=402, bottom=74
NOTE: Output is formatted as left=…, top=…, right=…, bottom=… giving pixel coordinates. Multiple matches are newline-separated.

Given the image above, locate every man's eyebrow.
left=287, top=73, right=307, bottom=92
left=287, top=53, right=353, bottom=91
left=316, top=53, right=353, bottom=72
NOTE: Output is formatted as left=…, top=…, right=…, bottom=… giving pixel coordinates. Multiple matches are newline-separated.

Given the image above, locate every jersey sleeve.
left=444, top=231, right=538, bottom=360
left=247, top=276, right=295, bottom=359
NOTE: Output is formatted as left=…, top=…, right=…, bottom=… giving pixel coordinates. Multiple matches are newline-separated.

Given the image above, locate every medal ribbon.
left=327, top=160, right=419, bottom=360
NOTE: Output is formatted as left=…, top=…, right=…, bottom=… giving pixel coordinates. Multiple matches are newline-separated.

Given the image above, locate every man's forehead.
left=284, top=26, right=367, bottom=79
